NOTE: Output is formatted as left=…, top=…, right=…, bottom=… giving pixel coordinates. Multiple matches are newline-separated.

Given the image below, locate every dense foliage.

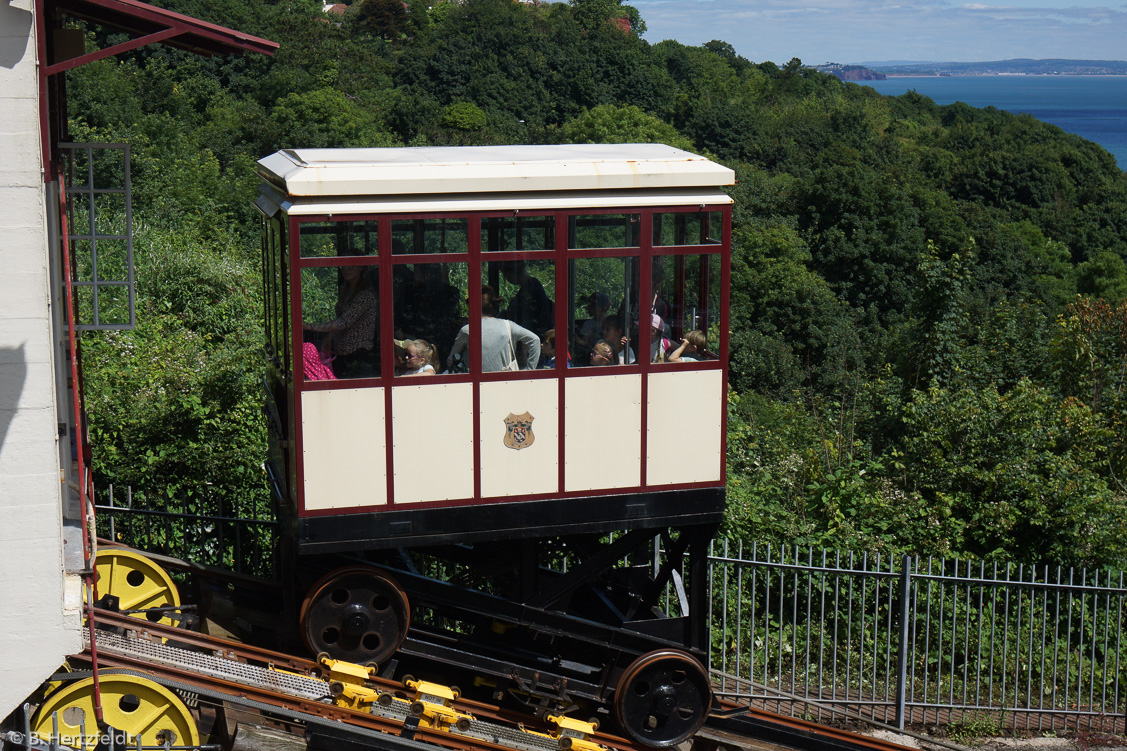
left=70, top=0, right=1127, bottom=567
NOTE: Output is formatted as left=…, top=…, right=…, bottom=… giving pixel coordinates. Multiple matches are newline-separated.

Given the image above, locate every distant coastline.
left=884, top=73, right=1127, bottom=77
left=860, top=75, right=1127, bottom=170
left=858, top=58, right=1127, bottom=77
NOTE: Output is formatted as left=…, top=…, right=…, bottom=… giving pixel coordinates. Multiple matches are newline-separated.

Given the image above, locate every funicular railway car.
left=255, top=145, right=734, bottom=747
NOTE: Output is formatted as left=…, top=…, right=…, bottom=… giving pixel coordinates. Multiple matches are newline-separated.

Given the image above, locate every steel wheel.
left=300, top=566, right=410, bottom=666
left=34, top=675, right=198, bottom=751
left=613, top=649, right=712, bottom=747
left=92, top=550, right=181, bottom=626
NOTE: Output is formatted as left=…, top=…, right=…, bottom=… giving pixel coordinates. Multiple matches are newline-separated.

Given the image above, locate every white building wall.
left=0, top=0, right=84, bottom=720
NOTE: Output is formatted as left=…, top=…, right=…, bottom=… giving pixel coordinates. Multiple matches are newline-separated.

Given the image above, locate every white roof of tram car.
left=255, top=144, right=735, bottom=216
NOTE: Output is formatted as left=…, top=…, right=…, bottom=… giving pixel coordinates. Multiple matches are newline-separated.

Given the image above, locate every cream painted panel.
left=393, top=383, right=473, bottom=503
left=646, top=370, right=723, bottom=486
left=480, top=379, right=558, bottom=498
left=564, top=375, right=641, bottom=492
left=301, top=388, right=386, bottom=511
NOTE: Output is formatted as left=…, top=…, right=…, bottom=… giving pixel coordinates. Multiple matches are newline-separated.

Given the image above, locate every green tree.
left=559, top=104, right=693, bottom=150
left=270, top=88, right=399, bottom=148
left=441, top=102, right=487, bottom=131
left=350, top=0, right=412, bottom=42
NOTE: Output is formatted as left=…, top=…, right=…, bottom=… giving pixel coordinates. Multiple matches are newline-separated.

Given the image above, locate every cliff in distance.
left=812, top=62, right=886, bottom=80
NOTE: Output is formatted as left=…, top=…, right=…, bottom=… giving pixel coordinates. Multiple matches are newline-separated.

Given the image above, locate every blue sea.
left=861, top=76, right=1127, bottom=171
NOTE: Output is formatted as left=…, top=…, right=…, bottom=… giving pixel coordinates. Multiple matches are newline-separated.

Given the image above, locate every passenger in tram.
left=646, top=314, right=673, bottom=363
left=590, top=341, right=616, bottom=366
left=649, top=261, right=673, bottom=335
left=577, top=292, right=611, bottom=351
left=447, top=285, right=541, bottom=372
left=302, top=266, right=378, bottom=378
left=501, top=261, right=553, bottom=336
left=398, top=339, right=439, bottom=375
left=539, top=329, right=572, bottom=368
left=395, top=263, right=462, bottom=359
left=667, top=330, right=709, bottom=362
left=601, top=314, right=635, bottom=365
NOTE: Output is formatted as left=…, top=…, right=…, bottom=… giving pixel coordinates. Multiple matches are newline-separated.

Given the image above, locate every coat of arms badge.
left=503, top=412, right=535, bottom=450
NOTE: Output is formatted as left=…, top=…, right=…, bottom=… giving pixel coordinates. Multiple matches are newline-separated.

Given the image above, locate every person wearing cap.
left=646, top=313, right=673, bottom=363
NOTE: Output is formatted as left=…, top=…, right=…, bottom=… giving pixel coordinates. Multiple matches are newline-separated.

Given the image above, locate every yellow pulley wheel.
left=32, top=675, right=199, bottom=751
left=91, top=550, right=181, bottom=626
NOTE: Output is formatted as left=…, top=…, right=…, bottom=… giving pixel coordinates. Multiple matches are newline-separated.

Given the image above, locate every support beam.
left=44, top=26, right=181, bottom=75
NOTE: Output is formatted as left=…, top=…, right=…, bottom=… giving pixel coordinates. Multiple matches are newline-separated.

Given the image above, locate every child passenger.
left=601, top=315, right=635, bottom=365
left=646, top=313, right=673, bottom=363
left=399, top=339, right=438, bottom=375
left=667, top=330, right=708, bottom=362
left=590, top=341, right=616, bottom=366
left=540, top=329, right=572, bottom=368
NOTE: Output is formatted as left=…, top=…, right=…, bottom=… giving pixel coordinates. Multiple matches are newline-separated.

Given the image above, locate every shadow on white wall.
left=0, top=0, right=33, bottom=70
left=0, top=344, right=28, bottom=455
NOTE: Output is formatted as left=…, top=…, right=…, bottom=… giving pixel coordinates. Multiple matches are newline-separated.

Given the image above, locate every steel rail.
left=82, top=611, right=930, bottom=751
left=714, top=701, right=923, bottom=751
left=80, top=612, right=639, bottom=751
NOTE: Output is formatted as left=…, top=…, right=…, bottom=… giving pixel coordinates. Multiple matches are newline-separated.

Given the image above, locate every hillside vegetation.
left=70, top=0, right=1127, bottom=567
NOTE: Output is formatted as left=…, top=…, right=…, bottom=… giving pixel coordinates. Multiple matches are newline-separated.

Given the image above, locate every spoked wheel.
left=613, top=649, right=712, bottom=747
left=299, top=566, right=410, bottom=665
left=33, top=675, right=198, bottom=751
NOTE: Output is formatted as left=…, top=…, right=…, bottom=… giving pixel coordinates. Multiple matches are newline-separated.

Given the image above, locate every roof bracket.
left=44, top=26, right=181, bottom=75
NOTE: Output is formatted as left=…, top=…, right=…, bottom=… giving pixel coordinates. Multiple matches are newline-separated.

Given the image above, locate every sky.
left=628, top=0, right=1127, bottom=66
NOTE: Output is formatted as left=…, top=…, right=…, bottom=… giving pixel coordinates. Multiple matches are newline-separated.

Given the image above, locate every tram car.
left=255, top=145, right=735, bottom=745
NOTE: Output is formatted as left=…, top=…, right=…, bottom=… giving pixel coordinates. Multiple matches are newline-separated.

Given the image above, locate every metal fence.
left=708, top=540, right=1127, bottom=734
left=94, top=485, right=276, bottom=577
left=89, top=489, right=1127, bottom=735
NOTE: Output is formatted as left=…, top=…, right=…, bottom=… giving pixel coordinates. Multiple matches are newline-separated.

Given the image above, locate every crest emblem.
left=503, top=412, right=535, bottom=450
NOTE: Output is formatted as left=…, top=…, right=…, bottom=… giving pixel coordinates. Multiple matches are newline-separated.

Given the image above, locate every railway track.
left=73, top=610, right=651, bottom=751
left=5, top=608, right=924, bottom=751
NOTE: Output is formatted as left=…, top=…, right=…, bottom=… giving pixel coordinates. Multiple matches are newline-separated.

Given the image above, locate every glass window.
left=485, top=260, right=556, bottom=337
left=651, top=254, right=720, bottom=364
left=301, top=266, right=380, bottom=380
left=567, top=214, right=640, bottom=249
left=481, top=215, right=555, bottom=252
left=391, top=218, right=468, bottom=254
left=393, top=262, right=469, bottom=375
left=299, top=220, right=378, bottom=258
left=568, top=256, right=639, bottom=367
left=652, top=211, right=723, bottom=247
left=477, top=260, right=555, bottom=371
